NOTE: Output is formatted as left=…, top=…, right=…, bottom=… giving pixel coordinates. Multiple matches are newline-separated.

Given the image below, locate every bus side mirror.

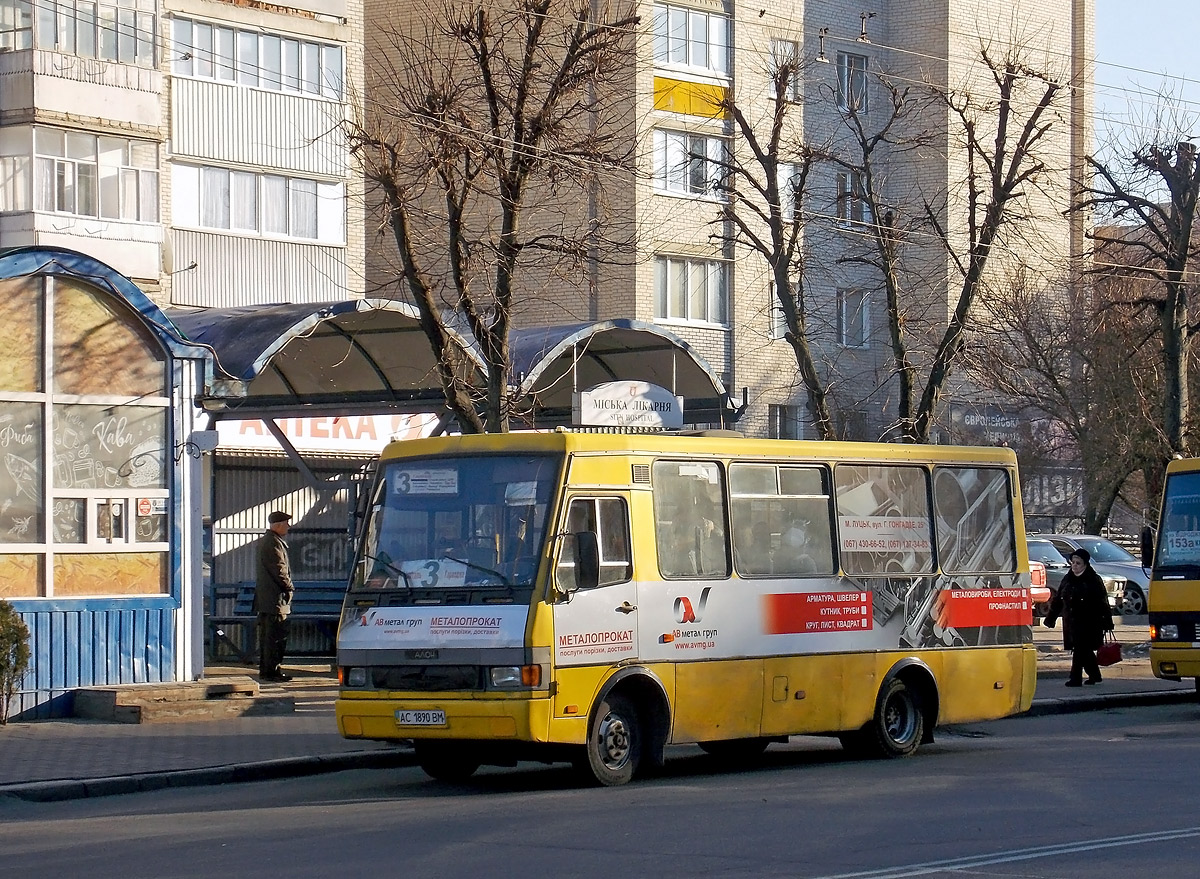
left=1141, top=525, right=1155, bottom=569
left=573, top=531, right=600, bottom=592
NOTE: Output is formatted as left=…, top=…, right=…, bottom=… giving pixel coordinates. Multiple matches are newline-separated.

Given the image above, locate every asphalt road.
left=2, top=701, right=1199, bottom=879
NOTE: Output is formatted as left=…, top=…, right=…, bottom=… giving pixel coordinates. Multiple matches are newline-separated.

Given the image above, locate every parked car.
left=1028, top=560, right=1053, bottom=615
left=1036, top=533, right=1151, bottom=616
left=1026, top=536, right=1125, bottom=613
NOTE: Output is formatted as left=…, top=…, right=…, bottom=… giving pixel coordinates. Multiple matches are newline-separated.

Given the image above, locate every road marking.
left=804, top=827, right=1200, bottom=879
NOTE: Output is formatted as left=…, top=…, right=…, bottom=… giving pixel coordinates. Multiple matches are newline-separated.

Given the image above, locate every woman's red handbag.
left=1097, top=631, right=1122, bottom=666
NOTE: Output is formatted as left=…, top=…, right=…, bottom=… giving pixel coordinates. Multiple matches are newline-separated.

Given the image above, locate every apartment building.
left=0, top=0, right=363, bottom=305
left=362, top=0, right=1092, bottom=442
left=643, top=0, right=1091, bottom=441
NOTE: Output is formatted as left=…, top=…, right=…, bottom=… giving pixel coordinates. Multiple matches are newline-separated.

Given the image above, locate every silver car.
left=1037, top=533, right=1151, bottom=615
left=1027, top=536, right=1124, bottom=614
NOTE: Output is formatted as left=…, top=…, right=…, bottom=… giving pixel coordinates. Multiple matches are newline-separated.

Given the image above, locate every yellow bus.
left=1148, top=457, right=1200, bottom=690
left=335, top=430, right=1037, bottom=785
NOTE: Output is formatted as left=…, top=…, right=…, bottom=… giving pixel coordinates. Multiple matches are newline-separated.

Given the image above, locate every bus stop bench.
left=207, top=581, right=348, bottom=664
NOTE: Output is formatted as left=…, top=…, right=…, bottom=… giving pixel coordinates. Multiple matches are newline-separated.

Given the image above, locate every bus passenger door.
left=551, top=496, right=638, bottom=704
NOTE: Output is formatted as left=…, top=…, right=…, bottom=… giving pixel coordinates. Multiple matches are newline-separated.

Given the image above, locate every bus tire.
left=698, top=737, right=771, bottom=763
left=415, top=742, right=481, bottom=782
left=586, top=693, right=641, bottom=786
left=862, top=678, right=924, bottom=758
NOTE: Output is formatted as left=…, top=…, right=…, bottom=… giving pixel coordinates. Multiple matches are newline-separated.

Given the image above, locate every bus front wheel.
left=415, top=742, right=481, bottom=782
left=585, top=693, right=642, bottom=786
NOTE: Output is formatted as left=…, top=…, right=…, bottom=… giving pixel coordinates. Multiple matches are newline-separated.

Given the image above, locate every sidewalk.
left=1027, top=615, right=1195, bottom=715
left=0, top=618, right=1193, bottom=802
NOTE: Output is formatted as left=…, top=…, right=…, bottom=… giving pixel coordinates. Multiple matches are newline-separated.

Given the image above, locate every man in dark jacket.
left=1044, top=547, right=1114, bottom=686
left=255, top=511, right=295, bottom=682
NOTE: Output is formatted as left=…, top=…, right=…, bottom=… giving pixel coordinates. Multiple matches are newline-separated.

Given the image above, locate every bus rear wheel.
left=415, top=742, right=481, bottom=782
left=842, top=679, right=924, bottom=759
left=868, top=678, right=924, bottom=757
left=585, top=693, right=641, bottom=786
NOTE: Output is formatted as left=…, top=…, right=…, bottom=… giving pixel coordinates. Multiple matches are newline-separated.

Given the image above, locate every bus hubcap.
left=885, top=695, right=915, bottom=743
left=598, top=713, right=631, bottom=767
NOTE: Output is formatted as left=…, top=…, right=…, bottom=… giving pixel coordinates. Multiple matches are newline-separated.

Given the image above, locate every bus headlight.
left=1153, top=624, right=1179, bottom=641
left=490, top=665, right=542, bottom=688
left=345, top=667, right=368, bottom=687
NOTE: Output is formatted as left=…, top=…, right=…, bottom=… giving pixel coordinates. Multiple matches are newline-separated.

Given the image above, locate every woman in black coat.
left=1044, top=547, right=1114, bottom=686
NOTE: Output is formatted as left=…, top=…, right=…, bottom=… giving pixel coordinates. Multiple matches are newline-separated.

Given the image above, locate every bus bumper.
left=1149, top=645, right=1200, bottom=681
left=336, top=694, right=551, bottom=743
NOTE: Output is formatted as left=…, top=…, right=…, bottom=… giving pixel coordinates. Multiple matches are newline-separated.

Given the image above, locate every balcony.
left=0, top=48, right=163, bottom=131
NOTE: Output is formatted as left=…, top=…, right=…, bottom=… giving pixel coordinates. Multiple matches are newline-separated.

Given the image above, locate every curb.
left=1026, top=688, right=1196, bottom=718
left=2, top=688, right=1194, bottom=803
left=0, top=747, right=416, bottom=804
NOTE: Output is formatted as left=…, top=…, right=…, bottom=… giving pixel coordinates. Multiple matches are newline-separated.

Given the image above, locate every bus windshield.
left=354, top=453, right=560, bottom=593
left=1155, top=470, right=1200, bottom=576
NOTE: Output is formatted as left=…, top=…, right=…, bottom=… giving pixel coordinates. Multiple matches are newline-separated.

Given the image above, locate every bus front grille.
left=370, top=665, right=484, bottom=691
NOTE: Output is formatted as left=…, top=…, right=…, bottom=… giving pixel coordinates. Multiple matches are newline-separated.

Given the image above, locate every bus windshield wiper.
left=363, top=554, right=414, bottom=594
left=439, top=554, right=512, bottom=586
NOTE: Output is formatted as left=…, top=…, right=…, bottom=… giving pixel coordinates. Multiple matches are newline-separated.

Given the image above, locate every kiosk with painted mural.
left=0, top=248, right=210, bottom=719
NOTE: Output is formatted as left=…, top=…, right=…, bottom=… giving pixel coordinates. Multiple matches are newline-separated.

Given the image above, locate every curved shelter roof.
left=166, top=303, right=735, bottom=426
left=0, top=246, right=209, bottom=363
left=512, top=320, right=732, bottom=425
left=166, top=299, right=484, bottom=419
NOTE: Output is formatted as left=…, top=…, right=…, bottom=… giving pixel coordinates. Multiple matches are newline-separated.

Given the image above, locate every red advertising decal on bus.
left=763, top=591, right=873, bottom=635
left=934, top=588, right=1031, bottom=628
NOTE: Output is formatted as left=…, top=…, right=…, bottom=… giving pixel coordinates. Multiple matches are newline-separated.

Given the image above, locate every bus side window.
left=834, top=464, right=934, bottom=575
left=555, top=497, right=632, bottom=592
left=933, top=466, right=1015, bottom=573
left=653, top=460, right=729, bottom=578
left=730, top=463, right=834, bottom=577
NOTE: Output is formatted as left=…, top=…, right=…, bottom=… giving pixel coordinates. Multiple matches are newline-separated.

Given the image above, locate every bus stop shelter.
left=0, top=248, right=736, bottom=717
left=166, top=302, right=738, bottom=665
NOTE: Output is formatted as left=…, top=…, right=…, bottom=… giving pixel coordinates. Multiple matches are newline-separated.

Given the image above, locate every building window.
left=770, top=39, right=800, bottom=101
left=172, top=16, right=344, bottom=99
left=777, top=161, right=802, bottom=220
left=838, top=288, right=869, bottom=348
left=0, top=0, right=33, bottom=50
left=769, top=404, right=804, bottom=440
left=30, top=127, right=159, bottom=223
left=652, top=4, right=729, bottom=77
left=837, top=52, right=869, bottom=113
left=173, top=164, right=345, bottom=244
left=0, top=127, right=33, bottom=212
left=24, top=0, right=156, bottom=66
left=653, top=130, right=727, bottom=199
left=767, top=282, right=789, bottom=340
left=655, top=256, right=728, bottom=325
left=836, top=171, right=871, bottom=225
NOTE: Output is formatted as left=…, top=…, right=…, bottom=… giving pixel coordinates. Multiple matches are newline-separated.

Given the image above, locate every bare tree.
left=714, top=47, right=835, bottom=439
left=349, top=0, right=639, bottom=432
left=1080, top=137, right=1200, bottom=461
left=912, top=45, right=1064, bottom=442
left=822, top=76, right=936, bottom=441
left=969, top=270, right=1163, bottom=530
left=715, top=40, right=1065, bottom=444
